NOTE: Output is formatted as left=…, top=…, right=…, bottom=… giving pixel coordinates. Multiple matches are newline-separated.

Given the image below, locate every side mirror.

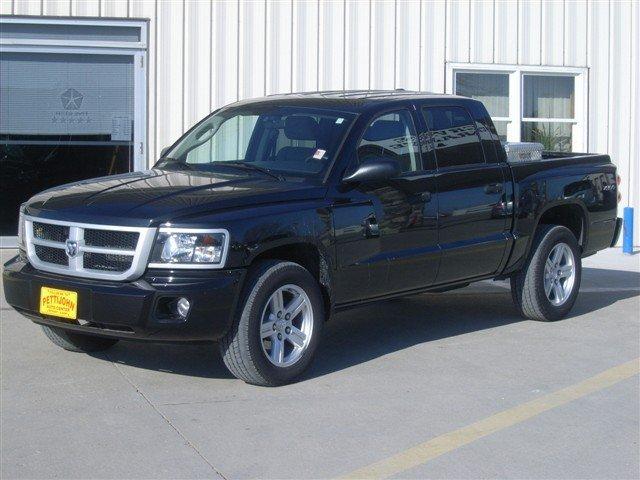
left=342, top=157, right=401, bottom=185
left=160, top=146, right=170, bottom=159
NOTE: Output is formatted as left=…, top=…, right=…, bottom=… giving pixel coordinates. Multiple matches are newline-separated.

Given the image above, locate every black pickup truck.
left=3, top=91, right=622, bottom=386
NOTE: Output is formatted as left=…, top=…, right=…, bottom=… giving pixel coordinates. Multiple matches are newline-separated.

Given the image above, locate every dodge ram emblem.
left=65, top=239, right=79, bottom=258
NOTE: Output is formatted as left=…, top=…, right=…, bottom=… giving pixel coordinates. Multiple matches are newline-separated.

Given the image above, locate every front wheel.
left=510, top=225, right=582, bottom=321
left=219, top=260, right=324, bottom=386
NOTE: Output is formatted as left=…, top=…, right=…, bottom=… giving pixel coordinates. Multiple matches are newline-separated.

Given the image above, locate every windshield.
left=157, top=106, right=355, bottom=180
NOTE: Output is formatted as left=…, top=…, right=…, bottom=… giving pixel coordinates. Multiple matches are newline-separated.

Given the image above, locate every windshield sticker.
left=335, top=118, right=344, bottom=124
left=313, top=149, right=326, bottom=160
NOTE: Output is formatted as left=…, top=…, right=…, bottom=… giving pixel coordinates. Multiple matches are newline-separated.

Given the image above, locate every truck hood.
left=25, top=169, right=327, bottom=226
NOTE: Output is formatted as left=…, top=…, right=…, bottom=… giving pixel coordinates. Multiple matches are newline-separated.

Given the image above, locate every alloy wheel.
left=260, top=284, right=313, bottom=367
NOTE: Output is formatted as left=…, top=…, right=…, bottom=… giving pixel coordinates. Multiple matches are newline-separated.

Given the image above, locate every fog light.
left=176, top=297, right=191, bottom=318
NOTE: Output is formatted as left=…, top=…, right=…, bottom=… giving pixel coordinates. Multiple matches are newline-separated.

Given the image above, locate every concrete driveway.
left=1, top=248, right=639, bottom=479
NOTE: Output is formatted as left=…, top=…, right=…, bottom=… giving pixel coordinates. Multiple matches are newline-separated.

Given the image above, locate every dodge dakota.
left=3, top=91, right=622, bottom=386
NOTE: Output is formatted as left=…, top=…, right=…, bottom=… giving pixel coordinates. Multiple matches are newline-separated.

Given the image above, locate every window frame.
left=446, top=63, right=588, bottom=151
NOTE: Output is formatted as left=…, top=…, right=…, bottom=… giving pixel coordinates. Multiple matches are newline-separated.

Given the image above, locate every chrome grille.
left=34, top=245, right=68, bottom=266
left=25, top=217, right=156, bottom=281
left=85, top=229, right=139, bottom=250
left=83, top=252, right=133, bottom=272
left=33, top=222, right=69, bottom=243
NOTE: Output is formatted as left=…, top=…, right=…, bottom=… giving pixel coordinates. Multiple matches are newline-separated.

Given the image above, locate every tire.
left=219, top=260, right=324, bottom=386
left=510, top=225, right=582, bottom=321
left=41, top=325, right=119, bottom=352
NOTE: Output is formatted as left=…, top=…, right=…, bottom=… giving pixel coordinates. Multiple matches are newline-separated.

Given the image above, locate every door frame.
left=0, top=17, right=148, bottom=248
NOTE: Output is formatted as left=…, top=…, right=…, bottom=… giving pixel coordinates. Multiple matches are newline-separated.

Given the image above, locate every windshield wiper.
left=214, top=161, right=285, bottom=181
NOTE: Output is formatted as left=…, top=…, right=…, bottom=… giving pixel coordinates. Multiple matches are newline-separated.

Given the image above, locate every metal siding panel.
left=541, top=0, right=564, bottom=66
left=587, top=0, right=609, bottom=155
left=630, top=0, right=640, bottom=241
left=71, top=0, right=99, bottom=16
left=608, top=0, right=632, bottom=219
left=494, top=0, right=518, bottom=64
left=156, top=0, right=184, bottom=152
left=564, top=0, right=587, bottom=67
left=421, top=0, right=446, bottom=92
left=184, top=0, right=211, bottom=130
left=446, top=0, right=470, bottom=63
left=370, top=0, right=395, bottom=89
left=239, top=0, right=266, bottom=99
left=469, top=0, right=494, bottom=63
left=519, top=0, right=541, bottom=65
left=292, top=0, right=319, bottom=92
left=101, top=0, right=128, bottom=17
left=13, top=0, right=42, bottom=15
left=396, top=0, right=420, bottom=91
left=344, top=0, right=370, bottom=90
left=42, top=0, right=70, bottom=15
left=130, top=0, right=156, bottom=164
left=1, top=1, right=13, bottom=14
left=212, top=0, right=239, bottom=109
left=266, top=0, right=293, bottom=95
left=318, top=0, right=344, bottom=90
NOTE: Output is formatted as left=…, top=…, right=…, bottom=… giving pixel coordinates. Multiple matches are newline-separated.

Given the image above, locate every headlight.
left=17, top=204, right=26, bottom=250
left=148, top=228, right=229, bottom=268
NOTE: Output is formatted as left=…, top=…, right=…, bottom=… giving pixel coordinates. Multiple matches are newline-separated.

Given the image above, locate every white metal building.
left=0, top=0, right=638, bottom=245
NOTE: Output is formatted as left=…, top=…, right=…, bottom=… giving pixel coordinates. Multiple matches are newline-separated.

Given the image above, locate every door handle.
left=484, top=183, right=503, bottom=194
left=362, top=213, right=380, bottom=238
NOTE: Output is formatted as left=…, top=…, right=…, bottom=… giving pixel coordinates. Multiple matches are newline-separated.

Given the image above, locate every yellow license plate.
left=39, top=287, right=78, bottom=320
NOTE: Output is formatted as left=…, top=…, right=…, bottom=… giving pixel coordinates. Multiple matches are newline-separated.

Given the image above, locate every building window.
left=447, top=64, right=587, bottom=152
left=455, top=72, right=510, bottom=141
left=0, top=17, right=147, bottom=242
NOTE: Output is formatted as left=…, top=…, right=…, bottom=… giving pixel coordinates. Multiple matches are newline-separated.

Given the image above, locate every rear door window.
left=422, top=106, right=485, bottom=168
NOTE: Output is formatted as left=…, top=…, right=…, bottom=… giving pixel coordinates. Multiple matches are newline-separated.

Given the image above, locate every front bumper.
left=2, top=256, right=245, bottom=342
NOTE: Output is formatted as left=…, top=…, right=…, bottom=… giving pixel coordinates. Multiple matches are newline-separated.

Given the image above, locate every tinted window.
left=358, top=110, right=421, bottom=173
left=162, top=107, right=355, bottom=177
left=423, top=106, right=485, bottom=168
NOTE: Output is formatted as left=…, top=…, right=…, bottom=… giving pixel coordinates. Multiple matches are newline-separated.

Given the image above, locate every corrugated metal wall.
left=2, top=0, right=639, bottom=241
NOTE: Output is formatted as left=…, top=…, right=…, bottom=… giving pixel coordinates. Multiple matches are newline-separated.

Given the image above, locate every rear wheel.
left=41, top=325, right=119, bottom=352
left=510, top=225, right=582, bottom=321
left=219, top=260, right=324, bottom=386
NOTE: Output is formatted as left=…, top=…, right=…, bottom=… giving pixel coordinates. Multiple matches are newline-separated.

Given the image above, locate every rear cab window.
left=421, top=106, right=486, bottom=169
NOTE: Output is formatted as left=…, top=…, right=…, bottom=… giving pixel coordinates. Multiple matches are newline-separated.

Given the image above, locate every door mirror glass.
left=342, top=157, right=401, bottom=185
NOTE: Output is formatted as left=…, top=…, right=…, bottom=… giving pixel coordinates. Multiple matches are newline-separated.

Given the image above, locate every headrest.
left=284, top=116, right=319, bottom=141
left=363, top=120, right=405, bottom=141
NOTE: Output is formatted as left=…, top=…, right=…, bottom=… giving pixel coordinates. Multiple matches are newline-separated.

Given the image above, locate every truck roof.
left=227, top=90, right=474, bottom=114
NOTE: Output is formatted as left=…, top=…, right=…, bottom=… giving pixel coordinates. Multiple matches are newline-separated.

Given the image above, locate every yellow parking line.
left=341, top=358, right=640, bottom=480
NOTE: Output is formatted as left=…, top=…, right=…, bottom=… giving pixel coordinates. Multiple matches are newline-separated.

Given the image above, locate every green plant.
left=530, top=124, right=569, bottom=151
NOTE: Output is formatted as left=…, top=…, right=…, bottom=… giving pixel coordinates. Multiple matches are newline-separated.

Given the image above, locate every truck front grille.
left=25, top=217, right=156, bottom=281
left=84, top=229, right=139, bottom=250
left=83, top=252, right=133, bottom=272
left=33, top=222, right=69, bottom=243
left=34, top=245, right=68, bottom=266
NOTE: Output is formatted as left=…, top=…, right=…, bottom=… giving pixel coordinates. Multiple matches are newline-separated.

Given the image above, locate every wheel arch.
left=248, top=241, right=333, bottom=320
left=534, top=201, right=588, bottom=250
